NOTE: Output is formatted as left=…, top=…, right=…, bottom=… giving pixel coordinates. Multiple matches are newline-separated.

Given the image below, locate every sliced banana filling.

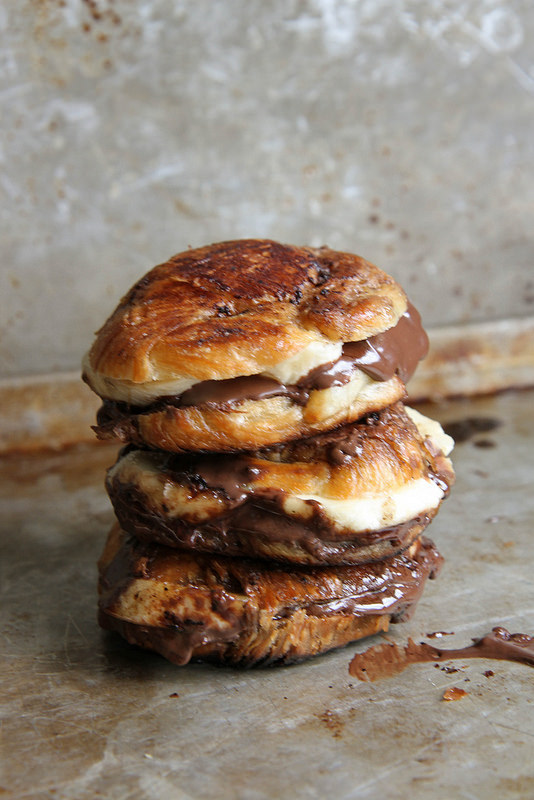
left=84, top=338, right=352, bottom=406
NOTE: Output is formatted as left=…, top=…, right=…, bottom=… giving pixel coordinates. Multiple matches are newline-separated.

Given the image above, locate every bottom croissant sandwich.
left=98, top=524, right=443, bottom=667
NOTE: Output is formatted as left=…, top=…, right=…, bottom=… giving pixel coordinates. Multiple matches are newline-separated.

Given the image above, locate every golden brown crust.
left=108, top=401, right=452, bottom=506
left=97, top=525, right=442, bottom=666
left=299, top=247, right=406, bottom=340
left=85, top=239, right=407, bottom=389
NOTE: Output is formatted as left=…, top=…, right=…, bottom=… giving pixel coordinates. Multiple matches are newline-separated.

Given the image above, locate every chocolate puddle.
left=349, top=626, right=534, bottom=681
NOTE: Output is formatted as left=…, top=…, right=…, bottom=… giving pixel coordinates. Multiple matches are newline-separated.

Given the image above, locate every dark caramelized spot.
left=87, top=239, right=409, bottom=387
left=167, top=239, right=317, bottom=303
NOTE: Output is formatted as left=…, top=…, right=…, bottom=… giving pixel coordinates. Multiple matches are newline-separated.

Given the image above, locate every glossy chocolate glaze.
left=98, top=534, right=442, bottom=666
left=98, top=613, right=241, bottom=667
left=306, top=536, right=442, bottom=622
left=96, top=302, right=427, bottom=420
left=306, top=301, right=428, bottom=387
left=349, top=626, right=534, bottom=681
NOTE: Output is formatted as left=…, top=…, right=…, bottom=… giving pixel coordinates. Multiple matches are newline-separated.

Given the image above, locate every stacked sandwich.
left=83, top=239, right=454, bottom=666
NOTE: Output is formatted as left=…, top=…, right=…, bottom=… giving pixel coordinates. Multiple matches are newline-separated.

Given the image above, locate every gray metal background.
left=1, top=0, right=533, bottom=377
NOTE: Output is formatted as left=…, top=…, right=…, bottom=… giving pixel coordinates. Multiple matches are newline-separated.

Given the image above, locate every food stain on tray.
left=442, top=416, right=502, bottom=444
left=442, top=687, right=468, bottom=701
left=348, top=627, right=534, bottom=682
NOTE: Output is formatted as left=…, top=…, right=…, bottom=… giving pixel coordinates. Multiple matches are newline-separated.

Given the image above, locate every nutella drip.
left=349, top=627, right=534, bottom=681
left=97, top=302, right=428, bottom=417
left=306, top=301, right=428, bottom=388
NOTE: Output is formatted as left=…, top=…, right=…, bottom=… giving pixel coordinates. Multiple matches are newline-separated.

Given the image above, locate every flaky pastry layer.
left=94, top=371, right=405, bottom=452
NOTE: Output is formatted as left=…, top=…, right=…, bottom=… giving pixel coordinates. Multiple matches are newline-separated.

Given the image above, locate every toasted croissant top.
left=83, top=239, right=407, bottom=403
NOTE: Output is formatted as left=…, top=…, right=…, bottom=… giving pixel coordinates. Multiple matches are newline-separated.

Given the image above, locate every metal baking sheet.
left=1, top=390, right=534, bottom=799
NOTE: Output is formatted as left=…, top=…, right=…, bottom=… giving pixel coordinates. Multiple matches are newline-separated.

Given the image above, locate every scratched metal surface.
left=1, top=390, right=534, bottom=799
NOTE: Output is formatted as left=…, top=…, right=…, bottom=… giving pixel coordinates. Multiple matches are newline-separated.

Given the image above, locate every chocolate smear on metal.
left=349, top=627, right=534, bottom=681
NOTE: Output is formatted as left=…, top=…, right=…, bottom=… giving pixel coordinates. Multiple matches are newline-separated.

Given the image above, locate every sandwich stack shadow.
left=83, top=240, right=455, bottom=666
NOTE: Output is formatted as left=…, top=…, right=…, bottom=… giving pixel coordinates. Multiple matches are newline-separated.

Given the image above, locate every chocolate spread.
left=349, top=626, right=534, bottom=681
left=96, top=302, right=428, bottom=421
left=308, top=301, right=428, bottom=386
left=303, top=537, right=442, bottom=622
left=108, top=471, right=436, bottom=564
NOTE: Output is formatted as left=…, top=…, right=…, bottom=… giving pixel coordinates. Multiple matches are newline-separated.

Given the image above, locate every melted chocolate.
left=179, top=454, right=263, bottom=503
left=179, top=375, right=306, bottom=407
left=106, top=403, right=453, bottom=565
left=305, top=537, right=442, bottom=622
left=349, top=626, right=534, bottom=681
left=98, top=535, right=442, bottom=666
left=109, top=470, right=436, bottom=565
left=339, top=302, right=428, bottom=384
left=96, top=301, right=428, bottom=419
left=99, top=605, right=243, bottom=667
